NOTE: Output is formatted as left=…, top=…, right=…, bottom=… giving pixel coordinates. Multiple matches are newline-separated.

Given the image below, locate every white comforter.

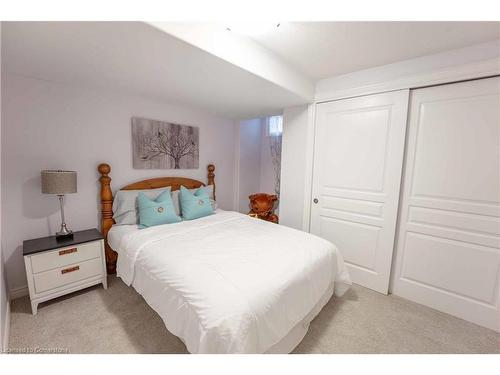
left=114, top=210, right=351, bottom=353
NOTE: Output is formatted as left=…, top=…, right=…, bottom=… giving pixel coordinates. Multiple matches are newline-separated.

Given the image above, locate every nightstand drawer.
left=33, top=257, right=103, bottom=294
left=30, top=240, right=102, bottom=274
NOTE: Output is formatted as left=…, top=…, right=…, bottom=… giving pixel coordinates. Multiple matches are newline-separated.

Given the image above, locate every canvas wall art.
left=132, top=117, right=199, bottom=169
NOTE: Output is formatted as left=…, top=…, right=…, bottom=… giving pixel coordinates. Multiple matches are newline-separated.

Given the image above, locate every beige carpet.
left=8, top=277, right=500, bottom=354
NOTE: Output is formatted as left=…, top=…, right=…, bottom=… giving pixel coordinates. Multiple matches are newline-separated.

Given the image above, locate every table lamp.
left=41, top=170, right=77, bottom=239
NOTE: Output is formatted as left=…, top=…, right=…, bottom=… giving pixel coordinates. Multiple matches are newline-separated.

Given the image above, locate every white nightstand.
left=23, top=229, right=107, bottom=314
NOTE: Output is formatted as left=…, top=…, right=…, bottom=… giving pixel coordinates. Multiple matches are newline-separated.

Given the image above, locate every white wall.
left=1, top=73, right=237, bottom=292
left=235, top=117, right=282, bottom=214
left=236, top=118, right=262, bottom=213
left=0, top=21, right=10, bottom=351
left=279, top=105, right=312, bottom=231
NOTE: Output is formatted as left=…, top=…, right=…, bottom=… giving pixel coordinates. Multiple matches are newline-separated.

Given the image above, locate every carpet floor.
left=8, top=276, right=500, bottom=354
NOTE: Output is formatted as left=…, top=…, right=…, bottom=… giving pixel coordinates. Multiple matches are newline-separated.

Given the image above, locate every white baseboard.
left=2, top=301, right=10, bottom=352
left=9, top=285, right=28, bottom=300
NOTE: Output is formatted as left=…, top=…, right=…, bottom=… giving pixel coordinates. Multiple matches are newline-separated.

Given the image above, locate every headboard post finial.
left=207, top=164, right=215, bottom=200
left=98, top=163, right=117, bottom=274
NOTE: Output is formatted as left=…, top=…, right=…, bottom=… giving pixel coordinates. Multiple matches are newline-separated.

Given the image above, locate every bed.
left=98, top=163, right=351, bottom=354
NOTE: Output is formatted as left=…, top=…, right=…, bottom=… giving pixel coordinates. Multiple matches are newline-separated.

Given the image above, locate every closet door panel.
left=392, top=77, right=500, bottom=331
left=401, top=233, right=499, bottom=304
left=310, top=90, right=409, bottom=294
left=410, top=92, right=499, bottom=202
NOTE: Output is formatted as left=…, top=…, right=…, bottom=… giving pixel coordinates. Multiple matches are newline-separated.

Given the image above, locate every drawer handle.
left=61, top=266, right=80, bottom=274
left=59, top=248, right=77, bottom=256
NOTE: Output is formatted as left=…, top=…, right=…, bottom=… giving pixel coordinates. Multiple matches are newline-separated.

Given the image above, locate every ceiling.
left=1, top=22, right=308, bottom=120
left=250, top=22, right=500, bottom=80
left=2, top=22, right=499, bottom=120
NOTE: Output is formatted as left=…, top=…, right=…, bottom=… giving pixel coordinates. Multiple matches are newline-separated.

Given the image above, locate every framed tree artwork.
left=132, top=117, right=199, bottom=169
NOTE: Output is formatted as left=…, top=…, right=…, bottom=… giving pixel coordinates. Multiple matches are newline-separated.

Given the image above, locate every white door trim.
left=301, top=104, right=316, bottom=232
left=315, top=56, right=500, bottom=103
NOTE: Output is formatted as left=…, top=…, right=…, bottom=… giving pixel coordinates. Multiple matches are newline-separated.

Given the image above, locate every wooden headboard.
left=97, top=163, right=215, bottom=274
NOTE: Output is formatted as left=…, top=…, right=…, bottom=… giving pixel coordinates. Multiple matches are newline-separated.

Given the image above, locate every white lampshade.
left=41, top=170, right=77, bottom=195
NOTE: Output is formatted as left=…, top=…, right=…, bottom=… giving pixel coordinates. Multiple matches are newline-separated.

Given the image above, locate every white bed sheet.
left=109, top=210, right=351, bottom=353
left=107, top=224, right=138, bottom=252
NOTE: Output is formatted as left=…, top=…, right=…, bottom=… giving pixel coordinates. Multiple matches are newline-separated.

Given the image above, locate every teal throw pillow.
left=179, top=185, right=215, bottom=220
left=137, top=190, right=181, bottom=228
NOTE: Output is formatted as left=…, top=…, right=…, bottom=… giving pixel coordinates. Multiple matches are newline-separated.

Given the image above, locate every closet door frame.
left=307, top=56, right=500, bottom=233
left=305, top=63, right=500, bottom=328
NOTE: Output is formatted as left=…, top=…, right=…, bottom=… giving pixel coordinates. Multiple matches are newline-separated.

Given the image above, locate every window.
left=267, top=115, right=283, bottom=136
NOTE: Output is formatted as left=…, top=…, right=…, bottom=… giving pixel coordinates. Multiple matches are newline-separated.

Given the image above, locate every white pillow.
left=113, top=187, right=171, bottom=225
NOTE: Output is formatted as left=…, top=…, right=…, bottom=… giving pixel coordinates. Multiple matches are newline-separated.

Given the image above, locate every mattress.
left=108, top=210, right=351, bottom=353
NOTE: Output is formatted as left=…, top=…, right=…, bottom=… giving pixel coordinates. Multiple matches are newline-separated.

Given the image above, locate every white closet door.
left=392, top=77, right=500, bottom=331
left=310, top=90, right=409, bottom=294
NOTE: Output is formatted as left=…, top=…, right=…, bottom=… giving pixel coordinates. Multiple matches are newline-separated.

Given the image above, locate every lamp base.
left=56, top=232, right=73, bottom=241
left=56, top=223, right=73, bottom=240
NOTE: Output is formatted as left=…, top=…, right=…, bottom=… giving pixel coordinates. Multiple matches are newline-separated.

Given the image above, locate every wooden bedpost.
left=98, top=163, right=117, bottom=274
left=207, top=164, right=215, bottom=200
